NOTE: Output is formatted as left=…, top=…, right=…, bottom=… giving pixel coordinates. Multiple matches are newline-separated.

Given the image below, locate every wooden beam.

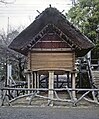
left=31, top=48, right=72, bottom=51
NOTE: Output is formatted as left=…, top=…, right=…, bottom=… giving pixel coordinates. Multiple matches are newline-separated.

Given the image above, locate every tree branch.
left=0, top=0, right=16, bottom=4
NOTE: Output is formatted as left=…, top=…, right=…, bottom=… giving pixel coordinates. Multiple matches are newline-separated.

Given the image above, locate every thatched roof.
left=9, top=7, right=94, bottom=57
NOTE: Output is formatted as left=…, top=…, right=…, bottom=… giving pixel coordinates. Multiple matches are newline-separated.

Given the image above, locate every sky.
left=0, top=0, right=72, bottom=32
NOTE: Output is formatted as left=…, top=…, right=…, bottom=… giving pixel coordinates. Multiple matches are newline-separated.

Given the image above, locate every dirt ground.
left=0, top=106, right=99, bottom=119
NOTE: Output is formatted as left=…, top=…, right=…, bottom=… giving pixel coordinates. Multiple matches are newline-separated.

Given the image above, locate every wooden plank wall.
left=27, top=52, right=75, bottom=71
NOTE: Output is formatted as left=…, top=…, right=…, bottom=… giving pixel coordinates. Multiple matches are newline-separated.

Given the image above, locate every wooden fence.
left=0, top=87, right=99, bottom=106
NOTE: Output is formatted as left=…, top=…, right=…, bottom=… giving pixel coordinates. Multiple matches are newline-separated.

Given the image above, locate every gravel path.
left=0, top=106, right=99, bottom=119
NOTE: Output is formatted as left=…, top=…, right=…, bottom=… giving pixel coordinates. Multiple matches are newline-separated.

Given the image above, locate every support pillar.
left=34, top=72, right=37, bottom=88
left=31, top=72, right=34, bottom=89
left=71, top=72, right=76, bottom=100
left=48, top=71, right=54, bottom=106
left=56, top=75, right=58, bottom=88
left=37, top=74, right=40, bottom=88
left=27, top=73, right=31, bottom=94
left=67, top=72, right=69, bottom=87
left=46, top=75, right=48, bottom=88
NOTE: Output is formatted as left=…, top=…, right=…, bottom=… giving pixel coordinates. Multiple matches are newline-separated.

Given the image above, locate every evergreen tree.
left=68, top=0, right=99, bottom=43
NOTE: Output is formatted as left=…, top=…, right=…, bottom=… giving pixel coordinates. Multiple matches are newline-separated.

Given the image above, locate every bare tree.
left=0, top=27, right=26, bottom=81
left=0, top=0, right=16, bottom=4
left=0, top=29, right=19, bottom=46
left=71, top=0, right=77, bottom=5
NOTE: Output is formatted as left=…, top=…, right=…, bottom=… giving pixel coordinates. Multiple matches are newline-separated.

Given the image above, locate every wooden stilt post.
left=27, top=73, right=31, bottom=94
left=56, top=75, right=58, bottom=88
left=71, top=72, right=76, bottom=100
left=34, top=72, right=37, bottom=88
left=46, top=75, right=48, bottom=88
left=31, top=72, right=34, bottom=89
left=38, top=74, right=41, bottom=88
left=33, top=72, right=35, bottom=88
left=48, top=71, right=54, bottom=106
left=37, top=74, right=40, bottom=88
left=36, top=72, right=38, bottom=88
left=33, top=71, right=39, bottom=88
left=70, top=73, right=72, bottom=88
left=67, top=71, right=69, bottom=87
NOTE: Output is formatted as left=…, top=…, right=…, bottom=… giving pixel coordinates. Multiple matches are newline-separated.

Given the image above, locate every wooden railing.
left=0, top=87, right=99, bottom=106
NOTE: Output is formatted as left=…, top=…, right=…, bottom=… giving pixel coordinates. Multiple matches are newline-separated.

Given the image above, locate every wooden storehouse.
left=9, top=7, right=94, bottom=101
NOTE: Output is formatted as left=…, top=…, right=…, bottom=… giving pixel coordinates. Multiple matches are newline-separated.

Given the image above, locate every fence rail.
left=0, top=87, right=99, bottom=106
left=1, top=87, right=99, bottom=91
